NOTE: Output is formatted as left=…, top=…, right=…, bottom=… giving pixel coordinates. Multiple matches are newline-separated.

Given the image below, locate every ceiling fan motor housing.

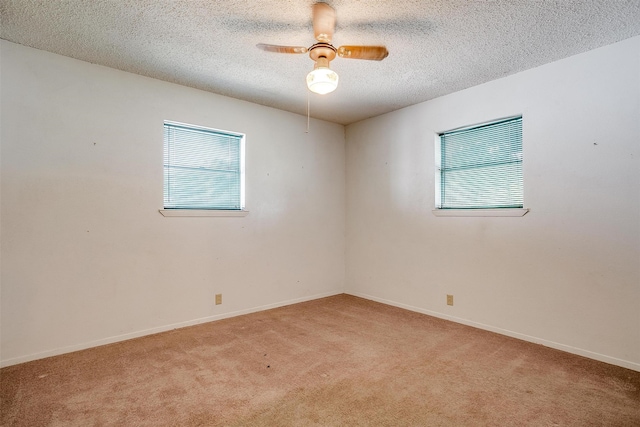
left=309, top=43, right=337, bottom=62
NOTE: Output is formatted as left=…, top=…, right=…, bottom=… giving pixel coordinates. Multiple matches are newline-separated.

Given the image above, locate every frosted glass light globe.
left=306, top=67, right=339, bottom=94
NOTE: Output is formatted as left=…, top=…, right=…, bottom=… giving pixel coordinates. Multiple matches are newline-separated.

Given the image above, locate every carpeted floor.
left=1, top=294, right=639, bottom=426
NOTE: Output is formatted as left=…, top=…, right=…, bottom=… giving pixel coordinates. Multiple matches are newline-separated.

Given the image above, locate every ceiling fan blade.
left=313, top=2, right=336, bottom=43
left=256, top=43, right=308, bottom=54
left=337, top=45, right=389, bottom=61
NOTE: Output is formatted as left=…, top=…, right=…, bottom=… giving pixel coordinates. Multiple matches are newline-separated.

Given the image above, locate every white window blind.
left=438, top=116, right=522, bottom=209
left=164, top=122, right=244, bottom=210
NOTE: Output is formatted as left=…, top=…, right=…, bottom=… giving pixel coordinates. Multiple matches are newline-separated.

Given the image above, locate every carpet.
left=2, top=294, right=639, bottom=426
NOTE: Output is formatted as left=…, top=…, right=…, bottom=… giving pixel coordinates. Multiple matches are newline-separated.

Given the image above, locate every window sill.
left=159, top=209, right=249, bottom=217
left=432, top=208, right=529, bottom=217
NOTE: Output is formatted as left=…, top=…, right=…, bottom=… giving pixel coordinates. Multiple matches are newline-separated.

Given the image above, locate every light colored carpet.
left=2, top=294, right=639, bottom=426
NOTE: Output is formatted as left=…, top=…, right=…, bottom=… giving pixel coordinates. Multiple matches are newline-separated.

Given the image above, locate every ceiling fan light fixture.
left=306, top=57, right=338, bottom=94
left=258, top=3, right=388, bottom=96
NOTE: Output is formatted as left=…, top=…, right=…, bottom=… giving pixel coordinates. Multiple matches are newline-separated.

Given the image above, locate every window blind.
left=164, top=122, right=243, bottom=210
left=439, top=117, right=522, bottom=209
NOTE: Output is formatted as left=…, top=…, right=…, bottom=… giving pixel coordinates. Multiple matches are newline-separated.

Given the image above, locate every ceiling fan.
left=257, top=2, right=389, bottom=95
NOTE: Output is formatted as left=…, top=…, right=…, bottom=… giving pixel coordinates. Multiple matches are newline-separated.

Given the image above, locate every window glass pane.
left=164, top=122, right=243, bottom=210
left=440, top=117, right=522, bottom=209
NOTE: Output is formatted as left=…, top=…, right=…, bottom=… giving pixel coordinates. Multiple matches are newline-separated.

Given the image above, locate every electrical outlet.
left=447, top=294, right=454, bottom=306
left=215, top=294, right=222, bottom=305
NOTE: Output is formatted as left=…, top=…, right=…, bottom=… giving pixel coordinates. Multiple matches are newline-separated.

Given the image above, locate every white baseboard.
left=347, top=291, right=640, bottom=372
left=0, top=290, right=343, bottom=368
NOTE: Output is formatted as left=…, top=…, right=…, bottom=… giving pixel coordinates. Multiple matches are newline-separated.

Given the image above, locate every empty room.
left=1, top=1, right=639, bottom=425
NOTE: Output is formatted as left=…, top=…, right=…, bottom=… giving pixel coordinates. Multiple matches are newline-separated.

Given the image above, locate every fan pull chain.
left=306, top=90, right=310, bottom=133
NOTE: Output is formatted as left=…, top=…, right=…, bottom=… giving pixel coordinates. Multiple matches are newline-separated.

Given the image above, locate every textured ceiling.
left=2, top=1, right=640, bottom=125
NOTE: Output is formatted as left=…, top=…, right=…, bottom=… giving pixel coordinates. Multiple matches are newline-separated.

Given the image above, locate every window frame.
left=433, top=116, right=528, bottom=217
left=159, top=120, right=248, bottom=217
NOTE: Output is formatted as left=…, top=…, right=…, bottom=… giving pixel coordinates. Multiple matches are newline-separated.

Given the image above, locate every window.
left=163, top=121, right=245, bottom=211
left=435, top=116, right=523, bottom=212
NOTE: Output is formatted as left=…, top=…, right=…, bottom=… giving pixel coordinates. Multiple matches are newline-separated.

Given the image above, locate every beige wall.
left=345, top=36, right=640, bottom=370
left=0, top=41, right=346, bottom=366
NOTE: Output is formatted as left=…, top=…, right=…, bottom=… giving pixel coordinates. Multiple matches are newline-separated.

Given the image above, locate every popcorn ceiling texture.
left=2, top=0, right=640, bottom=124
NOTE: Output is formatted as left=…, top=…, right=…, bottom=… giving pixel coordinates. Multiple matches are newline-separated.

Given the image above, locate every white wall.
left=3, top=36, right=639, bottom=371
left=345, top=36, right=640, bottom=370
left=0, top=41, right=346, bottom=366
